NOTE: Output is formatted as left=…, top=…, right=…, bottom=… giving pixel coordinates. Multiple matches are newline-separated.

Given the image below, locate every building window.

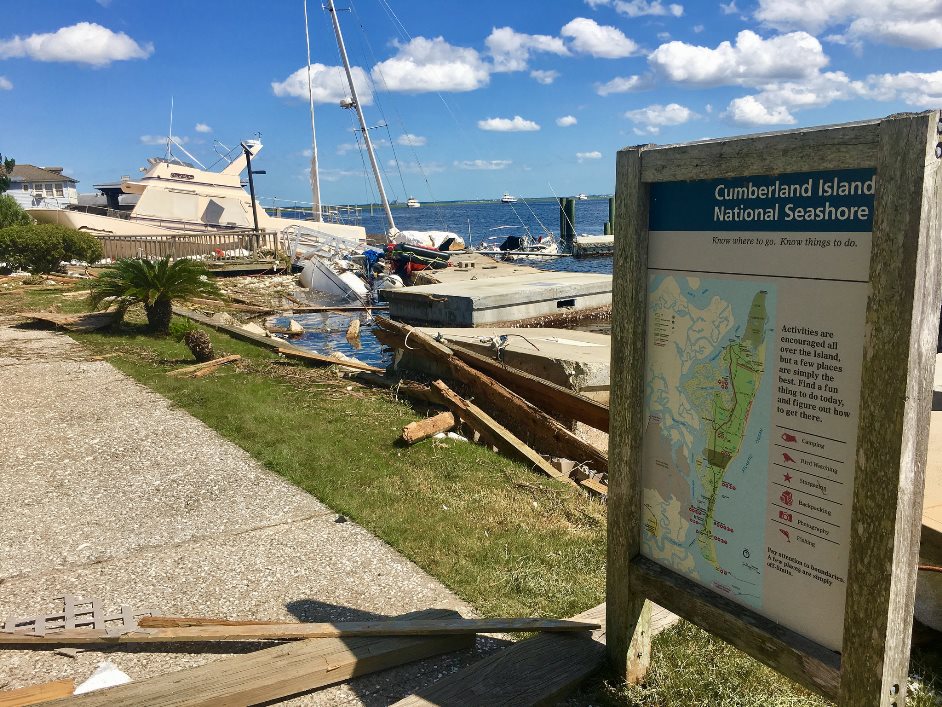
left=22, top=183, right=29, bottom=191
left=54, top=183, right=64, bottom=197
left=44, top=183, right=54, bottom=196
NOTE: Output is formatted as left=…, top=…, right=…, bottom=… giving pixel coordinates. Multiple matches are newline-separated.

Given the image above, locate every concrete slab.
left=414, top=327, right=611, bottom=398
left=412, top=253, right=541, bottom=286
left=0, top=327, right=487, bottom=703
left=383, top=272, right=613, bottom=327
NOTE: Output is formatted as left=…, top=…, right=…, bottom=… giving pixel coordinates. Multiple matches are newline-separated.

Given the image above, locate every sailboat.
left=324, top=0, right=462, bottom=256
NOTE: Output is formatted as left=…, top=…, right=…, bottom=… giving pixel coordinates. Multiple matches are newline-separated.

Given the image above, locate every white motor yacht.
left=500, top=193, right=518, bottom=204
left=28, top=140, right=365, bottom=247
left=406, top=196, right=420, bottom=208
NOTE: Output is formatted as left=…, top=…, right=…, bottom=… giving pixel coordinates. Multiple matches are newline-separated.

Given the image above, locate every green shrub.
left=0, top=223, right=103, bottom=273
left=0, top=194, right=32, bottom=229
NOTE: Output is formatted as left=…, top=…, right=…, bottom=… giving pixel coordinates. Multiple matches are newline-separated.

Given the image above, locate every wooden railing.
left=95, top=231, right=282, bottom=261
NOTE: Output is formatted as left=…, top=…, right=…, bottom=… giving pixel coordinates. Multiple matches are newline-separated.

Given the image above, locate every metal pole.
left=243, top=143, right=260, bottom=235
left=303, top=0, right=323, bottom=222
left=326, top=0, right=396, bottom=234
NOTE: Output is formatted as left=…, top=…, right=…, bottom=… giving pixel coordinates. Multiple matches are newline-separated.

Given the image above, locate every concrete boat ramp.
left=383, top=270, right=612, bottom=327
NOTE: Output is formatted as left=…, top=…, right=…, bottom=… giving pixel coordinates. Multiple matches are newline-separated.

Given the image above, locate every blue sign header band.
left=649, top=168, right=876, bottom=233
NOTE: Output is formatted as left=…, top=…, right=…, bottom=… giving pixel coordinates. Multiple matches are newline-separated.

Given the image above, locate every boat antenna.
left=326, top=0, right=397, bottom=235
left=303, top=0, right=323, bottom=223
left=166, top=96, right=174, bottom=160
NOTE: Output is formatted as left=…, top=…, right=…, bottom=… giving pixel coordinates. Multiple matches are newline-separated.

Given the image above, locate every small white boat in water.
left=298, top=255, right=369, bottom=303
left=500, top=193, right=518, bottom=204
left=577, top=193, right=589, bottom=200
left=406, top=196, right=421, bottom=208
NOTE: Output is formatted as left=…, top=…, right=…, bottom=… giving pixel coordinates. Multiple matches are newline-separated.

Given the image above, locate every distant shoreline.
left=267, top=196, right=614, bottom=213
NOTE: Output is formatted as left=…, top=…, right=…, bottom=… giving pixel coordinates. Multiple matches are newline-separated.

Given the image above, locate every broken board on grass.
left=42, top=609, right=472, bottom=707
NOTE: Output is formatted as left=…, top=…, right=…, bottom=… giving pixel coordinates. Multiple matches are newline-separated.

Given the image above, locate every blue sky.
left=1, top=0, right=940, bottom=204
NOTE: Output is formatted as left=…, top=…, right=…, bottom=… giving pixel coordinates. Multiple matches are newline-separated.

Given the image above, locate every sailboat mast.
left=303, top=0, right=323, bottom=223
left=326, top=0, right=397, bottom=233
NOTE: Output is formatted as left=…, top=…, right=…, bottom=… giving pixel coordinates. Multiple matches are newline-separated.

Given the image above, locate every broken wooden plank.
left=43, top=610, right=470, bottom=707
left=449, top=343, right=610, bottom=432
left=186, top=297, right=278, bottom=314
left=277, top=347, right=385, bottom=373
left=376, top=317, right=608, bottom=473
left=351, top=372, right=447, bottom=406
left=0, top=616, right=598, bottom=646
left=167, top=355, right=241, bottom=378
left=16, top=311, right=120, bottom=333
left=139, top=616, right=276, bottom=628
left=0, top=679, right=75, bottom=707
left=433, top=380, right=573, bottom=486
left=393, top=603, right=679, bottom=707
left=172, top=306, right=290, bottom=352
left=401, top=412, right=456, bottom=445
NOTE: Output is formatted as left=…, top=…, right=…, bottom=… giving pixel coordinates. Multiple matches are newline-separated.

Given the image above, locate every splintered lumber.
left=0, top=680, right=75, bottom=707
left=172, top=306, right=289, bottom=352
left=167, top=355, right=241, bottom=377
left=376, top=317, right=608, bottom=474
left=278, top=347, right=384, bottom=373
left=186, top=297, right=277, bottom=314
left=433, top=380, right=573, bottom=485
left=449, top=343, right=609, bottom=433
left=401, top=412, right=456, bottom=444
left=16, top=311, right=120, bottom=333
left=43, top=610, right=471, bottom=707
left=393, top=604, right=679, bottom=707
left=139, top=616, right=277, bottom=628
left=351, top=372, right=446, bottom=406
left=0, top=617, right=598, bottom=646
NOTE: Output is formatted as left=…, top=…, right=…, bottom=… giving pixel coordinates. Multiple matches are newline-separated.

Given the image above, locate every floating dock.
left=571, top=235, right=614, bottom=258
left=381, top=271, right=612, bottom=327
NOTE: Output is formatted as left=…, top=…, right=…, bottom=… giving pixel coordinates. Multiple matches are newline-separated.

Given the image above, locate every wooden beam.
left=0, top=680, right=75, bottom=707
left=444, top=343, right=608, bottom=433
left=393, top=603, right=679, bottom=706
left=172, top=306, right=289, bottom=352
left=376, top=318, right=608, bottom=474
left=42, top=610, right=471, bottom=707
left=401, top=412, right=456, bottom=444
left=0, top=617, right=599, bottom=646
left=167, top=355, right=241, bottom=377
left=432, top=380, right=575, bottom=486
left=278, top=347, right=385, bottom=373
left=607, top=145, right=654, bottom=684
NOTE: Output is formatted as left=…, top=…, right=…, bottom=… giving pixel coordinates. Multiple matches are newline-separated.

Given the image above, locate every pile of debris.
left=0, top=596, right=606, bottom=705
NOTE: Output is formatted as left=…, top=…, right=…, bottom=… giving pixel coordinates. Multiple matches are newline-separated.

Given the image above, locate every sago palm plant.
left=89, top=256, right=221, bottom=335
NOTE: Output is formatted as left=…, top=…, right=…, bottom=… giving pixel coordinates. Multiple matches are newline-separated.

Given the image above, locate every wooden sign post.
left=608, top=111, right=942, bottom=705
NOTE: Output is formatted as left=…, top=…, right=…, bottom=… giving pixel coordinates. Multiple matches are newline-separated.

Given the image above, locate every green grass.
left=4, top=288, right=936, bottom=706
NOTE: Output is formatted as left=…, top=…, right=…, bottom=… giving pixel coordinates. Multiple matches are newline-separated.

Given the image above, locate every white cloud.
left=613, top=1, right=684, bottom=17
left=318, top=168, right=365, bottom=183
left=478, top=115, right=541, bottom=132
left=596, top=74, right=646, bottom=95
left=585, top=0, right=612, bottom=7
left=397, top=133, right=427, bottom=147
left=577, top=151, right=603, bottom=161
left=863, top=70, right=942, bottom=107
left=194, top=123, right=212, bottom=134
left=530, top=69, right=560, bottom=84
left=0, top=76, right=11, bottom=90
left=455, top=159, right=512, bottom=170
left=561, top=18, right=640, bottom=58
left=140, top=134, right=189, bottom=146
left=272, top=63, right=373, bottom=106
left=486, top=27, right=569, bottom=73
left=722, top=95, right=797, bottom=125
left=624, top=103, right=696, bottom=134
left=336, top=138, right=388, bottom=155
left=556, top=115, right=578, bottom=127
left=649, top=30, right=827, bottom=86
left=373, top=37, right=489, bottom=93
left=720, top=1, right=738, bottom=14
left=0, top=22, right=153, bottom=66
left=754, top=0, right=942, bottom=48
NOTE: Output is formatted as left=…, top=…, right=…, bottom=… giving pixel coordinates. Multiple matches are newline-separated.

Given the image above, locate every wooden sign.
left=608, top=111, right=942, bottom=706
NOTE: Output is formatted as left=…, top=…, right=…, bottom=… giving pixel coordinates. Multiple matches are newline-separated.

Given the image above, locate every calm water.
left=272, top=198, right=615, bottom=365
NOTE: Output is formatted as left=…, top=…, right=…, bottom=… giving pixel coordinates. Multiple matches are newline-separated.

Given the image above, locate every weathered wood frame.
left=608, top=111, right=942, bottom=705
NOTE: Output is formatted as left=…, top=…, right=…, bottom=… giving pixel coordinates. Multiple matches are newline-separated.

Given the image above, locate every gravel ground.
left=0, top=326, right=496, bottom=704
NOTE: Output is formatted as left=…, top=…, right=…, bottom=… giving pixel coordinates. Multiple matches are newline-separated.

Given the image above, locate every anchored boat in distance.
left=500, top=193, right=518, bottom=204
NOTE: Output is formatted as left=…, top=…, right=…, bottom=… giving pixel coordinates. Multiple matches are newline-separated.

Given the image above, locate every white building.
left=6, top=165, right=79, bottom=209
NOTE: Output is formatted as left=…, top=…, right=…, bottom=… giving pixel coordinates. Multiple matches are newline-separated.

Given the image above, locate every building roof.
left=7, top=164, right=78, bottom=184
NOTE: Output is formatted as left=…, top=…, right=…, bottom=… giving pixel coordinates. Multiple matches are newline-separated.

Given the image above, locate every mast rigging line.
left=304, top=0, right=323, bottom=222
left=348, top=0, right=450, bottom=232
